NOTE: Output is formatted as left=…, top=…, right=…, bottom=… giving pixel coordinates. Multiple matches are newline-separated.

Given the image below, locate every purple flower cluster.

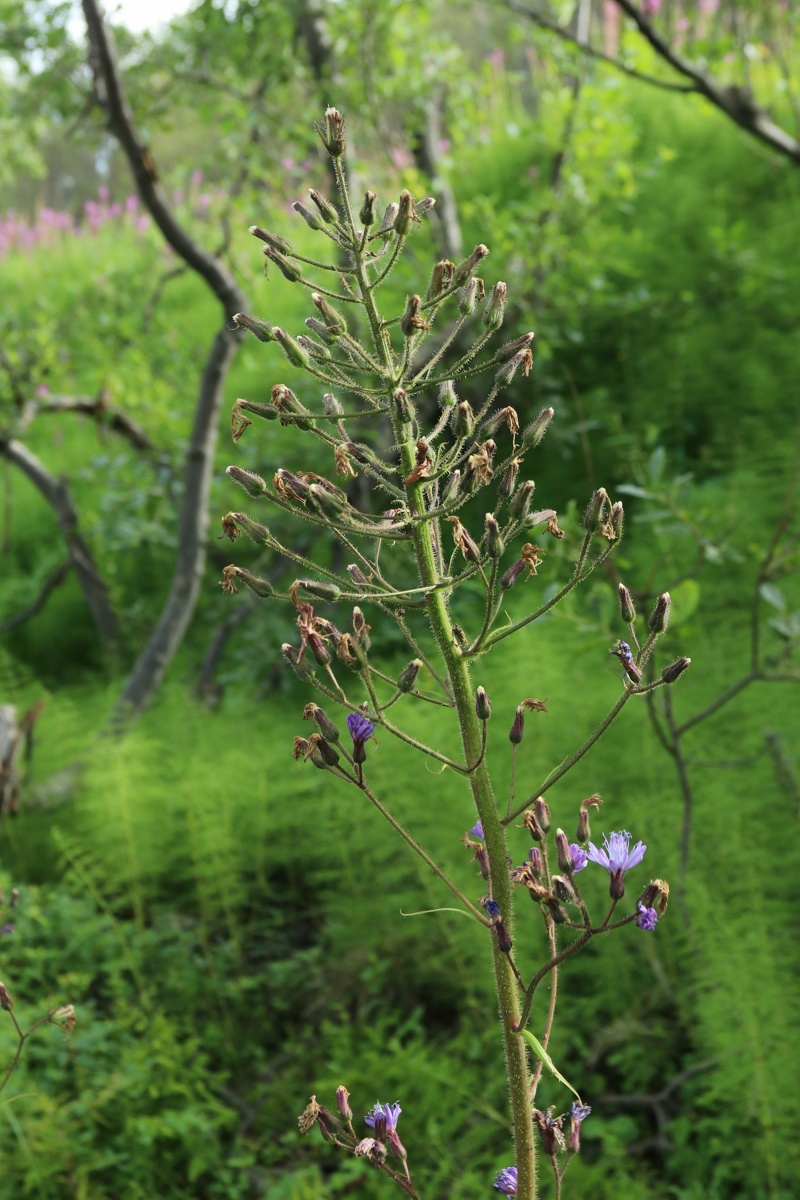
left=493, top=1165, right=517, bottom=1195
left=586, top=830, right=646, bottom=900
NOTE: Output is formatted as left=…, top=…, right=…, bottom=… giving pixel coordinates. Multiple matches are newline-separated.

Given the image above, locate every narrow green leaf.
left=518, top=1029, right=583, bottom=1103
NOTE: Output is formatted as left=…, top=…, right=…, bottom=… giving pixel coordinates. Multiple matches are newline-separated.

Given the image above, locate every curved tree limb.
left=612, top=0, right=800, bottom=164
left=81, top=0, right=251, bottom=721
left=504, top=0, right=699, bottom=94
left=0, top=438, right=119, bottom=646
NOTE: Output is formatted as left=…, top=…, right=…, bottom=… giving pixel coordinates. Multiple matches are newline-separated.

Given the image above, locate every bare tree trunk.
left=114, top=326, right=238, bottom=719
left=82, top=0, right=250, bottom=722
left=0, top=438, right=119, bottom=647
left=411, top=96, right=463, bottom=263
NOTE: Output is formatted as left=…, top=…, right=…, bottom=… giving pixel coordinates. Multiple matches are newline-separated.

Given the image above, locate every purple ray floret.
left=470, top=820, right=485, bottom=840
left=347, top=712, right=375, bottom=744
left=365, top=1101, right=401, bottom=1131
left=569, top=844, right=588, bottom=872
left=586, top=830, right=646, bottom=873
left=586, top=829, right=646, bottom=899
left=636, top=902, right=659, bottom=931
left=494, top=1166, right=518, bottom=1195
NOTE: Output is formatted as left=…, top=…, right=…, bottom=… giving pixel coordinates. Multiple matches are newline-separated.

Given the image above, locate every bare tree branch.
left=0, top=560, right=71, bottom=635
left=0, top=438, right=119, bottom=646
left=18, top=392, right=158, bottom=456
left=613, top=0, right=800, bottom=163
left=504, top=0, right=699, bottom=94
left=81, top=0, right=253, bottom=721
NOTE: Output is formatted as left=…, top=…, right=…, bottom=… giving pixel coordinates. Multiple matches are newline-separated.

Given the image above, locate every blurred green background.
left=1, top=1, right=799, bottom=1197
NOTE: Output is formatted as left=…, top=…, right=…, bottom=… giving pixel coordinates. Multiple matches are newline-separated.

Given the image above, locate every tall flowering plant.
left=222, top=109, right=688, bottom=1199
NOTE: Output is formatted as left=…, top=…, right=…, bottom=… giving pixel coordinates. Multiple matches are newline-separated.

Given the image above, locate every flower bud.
left=273, top=327, right=310, bottom=369
left=394, top=189, right=415, bottom=236
left=495, top=348, right=532, bottom=385
left=311, top=292, right=347, bottom=335
left=500, top=560, right=526, bottom=590
left=347, top=563, right=368, bottom=585
left=308, top=483, right=347, bottom=520
left=509, top=480, right=535, bottom=521
left=305, top=316, right=339, bottom=345
left=51, top=1004, right=77, bottom=1033
left=296, top=579, right=342, bottom=603
left=496, top=460, right=520, bottom=505
left=282, top=643, right=313, bottom=681
left=495, top=331, right=534, bottom=361
left=475, top=686, right=492, bottom=721
left=555, top=828, right=574, bottom=874
left=248, top=226, right=291, bottom=253
left=438, top=379, right=457, bottom=408
left=317, top=106, right=346, bottom=157
left=523, top=809, right=545, bottom=841
left=639, top=878, right=670, bottom=916
left=309, top=732, right=339, bottom=765
left=391, top=388, right=413, bottom=422
left=309, top=188, right=340, bottom=224
left=352, top=606, right=370, bottom=650
left=304, top=703, right=340, bottom=743
left=453, top=243, right=489, bottom=285
left=534, top=796, right=551, bottom=833
left=440, top=470, right=461, bottom=505
left=426, top=259, right=455, bottom=300
left=397, top=659, right=422, bottom=693
left=226, top=466, right=267, bottom=498
left=231, top=512, right=271, bottom=544
left=335, top=1085, right=352, bottom=1121
left=235, top=398, right=279, bottom=423
left=224, top=566, right=273, bottom=598
left=232, top=312, right=276, bottom=342
left=545, top=897, right=569, bottom=924
left=272, top=383, right=312, bottom=429
left=552, top=873, right=576, bottom=904
left=483, top=281, right=507, bottom=330
left=583, top=487, right=609, bottom=532
left=360, top=191, right=377, bottom=226
left=521, top=407, right=555, bottom=450
left=292, top=201, right=324, bottom=230
left=528, top=846, right=543, bottom=876
left=576, top=807, right=590, bottom=844
left=401, top=293, right=427, bottom=337
left=274, top=469, right=310, bottom=502
left=610, top=501, right=624, bottom=539
left=485, top=514, right=504, bottom=558
left=661, top=656, right=691, bottom=684
left=451, top=401, right=474, bottom=439
left=648, top=592, right=671, bottom=634
left=263, top=245, right=303, bottom=283
left=509, top=705, right=525, bottom=744
left=378, top=202, right=399, bottom=234
left=619, top=583, right=636, bottom=624
left=415, top=197, right=435, bottom=216
left=458, top=277, right=480, bottom=315
left=0, top=982, right=13, bottom=1011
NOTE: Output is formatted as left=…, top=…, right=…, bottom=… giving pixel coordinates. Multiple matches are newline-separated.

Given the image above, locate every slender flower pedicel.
left=227, top=110, right=684, bottom=1200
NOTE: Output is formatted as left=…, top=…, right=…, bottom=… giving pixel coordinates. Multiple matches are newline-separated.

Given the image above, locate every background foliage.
left=0, top=1, right=799, bottom=1197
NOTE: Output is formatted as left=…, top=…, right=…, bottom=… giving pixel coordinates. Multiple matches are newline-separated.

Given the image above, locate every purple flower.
left=347, top=711, right=375, bottom=766
left=365, top=1101, right=401, bottom=1133
left=493, top=1166, right=518, bottom=1195
left=636, top=902, right=658, bottom=931
left=483, top=898, right=501, bottom=919
left=586, top=830, right=646, bottom=899
left=470, top=820, right=485, bottom=840
left=570, top=844, right=588, bottom=872
left=347, top=712, right=375, bottom=744
left=568, top=1102, right=591, bottom=1152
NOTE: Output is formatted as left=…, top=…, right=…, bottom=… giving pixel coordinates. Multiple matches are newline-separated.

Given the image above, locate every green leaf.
left=760, top=583, right=786, bottom=612
left=518, top=1029, right=583, bottom=1103
left=668, top=578, right=701, bottom=626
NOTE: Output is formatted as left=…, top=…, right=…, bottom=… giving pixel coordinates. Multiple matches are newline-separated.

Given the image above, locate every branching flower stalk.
left=222, top=109, right=689, bottom=1199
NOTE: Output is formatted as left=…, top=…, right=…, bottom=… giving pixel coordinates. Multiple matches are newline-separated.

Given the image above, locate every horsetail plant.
left=222, top=109, right=689, bottom=1200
